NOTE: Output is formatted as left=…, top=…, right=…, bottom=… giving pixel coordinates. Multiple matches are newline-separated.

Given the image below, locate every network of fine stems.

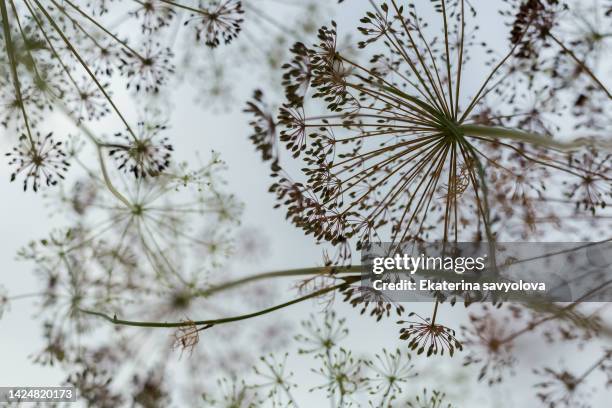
left=1, top=0, right=611, bottom=406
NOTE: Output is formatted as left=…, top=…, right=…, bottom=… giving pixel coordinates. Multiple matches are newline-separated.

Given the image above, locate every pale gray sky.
left=1, top=1, right=610, bottom=406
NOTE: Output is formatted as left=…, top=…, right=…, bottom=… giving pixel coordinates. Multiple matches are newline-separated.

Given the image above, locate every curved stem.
left=79, top=276, right=359, bottom=328
left=55, top=102, right=134, bottom=208
left=195, top=265, right=362, bottom=297
left=97, top=146, right=133, bottom=208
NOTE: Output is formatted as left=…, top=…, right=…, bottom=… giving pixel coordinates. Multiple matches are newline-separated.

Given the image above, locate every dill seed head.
left=295, top=311, right=348, bottom=354
left=108, top=121, right=173, bottom=178
left=244, top=89, right=278, bottom=164
left=343, top=285, right=405, bottom=321
left=130, top=0, right=176, bottom=33
left=533, top=367, right=588, bottom=408
left=461, top=305, right=517, bottom=385
left=6, top=132, right=71, bottom=192
left=66, top=78, right=111, bottom=122
left=248, top=0, right=611, bottom=249
left=120, top=40, right=175, bottom=93
left=187, top=0, right=244, bottom=48
left=364, top=348, right=415, bottom=399
left=398, top=312, right=463, bottom=357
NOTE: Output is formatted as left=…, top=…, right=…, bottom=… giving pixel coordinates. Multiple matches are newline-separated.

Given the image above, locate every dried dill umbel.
left=398, top=312, right=463, bottom=357
left=533, top=350, right=612, bottom=408
left=460, top=305, right=518, bottom=385
left=2, top=1, right=610, bottom=406
left=108, top=119, right=174, bottom=179
left=247, top=0, right=612, bottom=249
left=294, top=311, right=348, bottom=354
left=232, top=0, right=612, bottom=403
left=6, top=132, right=71, bottom=192
left=364, top=347, right=416, bottom=403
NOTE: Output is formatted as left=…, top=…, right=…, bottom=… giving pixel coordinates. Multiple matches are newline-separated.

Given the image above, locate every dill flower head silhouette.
left=247, top=0, right=612, bottom=249
left=1, top=1, right=612, bottom=406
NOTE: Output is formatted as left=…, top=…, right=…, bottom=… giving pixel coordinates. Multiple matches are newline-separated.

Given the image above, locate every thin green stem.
left=97, top=146, right=133, bottom=208
left=79, top=277, right=359, bottom=328
left=55, top=102, right=134, bottom=208
left=196, top=265, right=362, bottom=297
left=460, top=124, right=612, bottom=152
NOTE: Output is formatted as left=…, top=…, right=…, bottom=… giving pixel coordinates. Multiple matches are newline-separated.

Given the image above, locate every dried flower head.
left=244, top=89, right=278, bottom=164
left=398, top=312, right=463, bottom=357
left=295, top=311, right=348, bottom=354
left=311, top=348, right=363, bottom=400
left=563, top=149, right=612, bottom=214
left=6, top=132, right=71, bottom=192
left=66, top=78, right=111, bottom=122
left=364, top=348, right=415, bottom=403
left=108, top=121, right=173, bottom=178
left=533, top=367, right=589, bottom=408
left=252, top=353, right=297, bottom=407
left=202, top=376, right=257, bottom=408
left=342, top=285, right=405, bottom=321
left=461, top=305, right=518, bottom=385
left=509, top=0, right=567, bottom=59
left=120, top=41, right=175, bottom=93
left=129, top=0, right=176, bottom=33
left=64, top=179, right=99, bottom=215
left=249, top=0, right=612, bottom=250
left=187, top=0, right=244, bottom=48
left=66, top=364, right=125, bottom=407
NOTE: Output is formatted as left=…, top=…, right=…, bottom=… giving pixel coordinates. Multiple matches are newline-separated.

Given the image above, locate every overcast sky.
left=1, top=1, right=609, bottom=406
